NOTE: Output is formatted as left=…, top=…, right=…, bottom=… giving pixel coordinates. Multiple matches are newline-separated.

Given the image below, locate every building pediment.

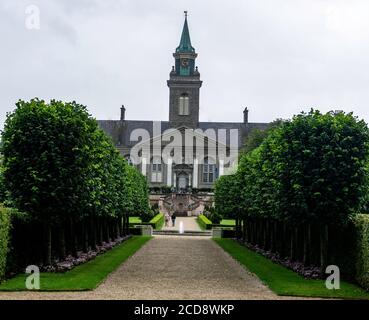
left=134, top=125, right=231, bottom=151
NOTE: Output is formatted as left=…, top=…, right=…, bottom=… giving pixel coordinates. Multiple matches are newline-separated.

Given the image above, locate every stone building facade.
left=97, top=14, right=269, bottom=215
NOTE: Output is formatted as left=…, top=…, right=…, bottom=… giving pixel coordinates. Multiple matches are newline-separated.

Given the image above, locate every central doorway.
left=178, top=174, right=188, bottom=190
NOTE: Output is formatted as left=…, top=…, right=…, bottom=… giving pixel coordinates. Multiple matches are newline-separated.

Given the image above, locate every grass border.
left=214, top=238, right=369, bottom=300
left=0, top=236, right=151, bottom=291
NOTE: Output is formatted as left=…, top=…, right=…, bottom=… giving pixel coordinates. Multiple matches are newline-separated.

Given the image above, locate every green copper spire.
left=176, top=11, right=195, bottom=53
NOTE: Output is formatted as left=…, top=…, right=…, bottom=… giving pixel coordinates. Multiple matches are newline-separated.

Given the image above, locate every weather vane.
left=184, top=11, right=188, bottom=18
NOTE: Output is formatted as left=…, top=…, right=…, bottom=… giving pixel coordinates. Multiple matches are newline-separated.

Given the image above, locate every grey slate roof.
left=97, top=119, right=270, bottom=149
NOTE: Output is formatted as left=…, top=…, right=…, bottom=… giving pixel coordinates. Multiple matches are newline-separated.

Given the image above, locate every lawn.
left=220, top=219, right=235, bottom=226
left=215, top=238, right=369, bottom=299
left=129, top=216, right=142, bottom=224
left=0, top=236, right=151, bottom=291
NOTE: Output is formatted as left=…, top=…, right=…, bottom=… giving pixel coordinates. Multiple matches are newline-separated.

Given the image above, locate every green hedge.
left=129, top=217, right=142, bottom=226
left=212, top=219, right=236, bottom=229
left=197, top=214, right=212, bottom=230
left=0, top=206, right=11, bottom=281
left=149, top=213, right=164, bottom=230
left=129, top=227, right=144, bottom=235
left=354, top=214, right=369, bottom=290
left=128, top=213, right=164, bottom=230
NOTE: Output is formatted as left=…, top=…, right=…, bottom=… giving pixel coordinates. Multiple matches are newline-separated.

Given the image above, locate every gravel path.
left=0, top=236, right=283, bottom=300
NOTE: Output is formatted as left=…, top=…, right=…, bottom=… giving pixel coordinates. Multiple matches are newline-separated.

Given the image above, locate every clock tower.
left=168, top=12, right=202, bottom=128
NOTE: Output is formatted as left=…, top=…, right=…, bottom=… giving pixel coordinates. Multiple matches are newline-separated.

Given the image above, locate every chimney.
left=243, top=107, right=249, bottom=124
left=120, top=105, right=126, bottom=121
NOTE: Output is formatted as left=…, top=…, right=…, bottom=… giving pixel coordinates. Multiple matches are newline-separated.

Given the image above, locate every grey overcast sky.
left=1, top=0, right=369, bottom=130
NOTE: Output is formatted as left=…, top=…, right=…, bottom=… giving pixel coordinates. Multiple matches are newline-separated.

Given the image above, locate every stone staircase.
left=159, top=192, right=205, bottom=217
left=153, top=229, right=212, bottom=237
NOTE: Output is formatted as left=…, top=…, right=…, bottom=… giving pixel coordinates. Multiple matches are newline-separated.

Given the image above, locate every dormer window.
left=179, top=94, right=189, bottom=115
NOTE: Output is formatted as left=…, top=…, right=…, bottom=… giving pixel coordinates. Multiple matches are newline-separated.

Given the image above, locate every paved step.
left=153, top=230, right=212, bottom=237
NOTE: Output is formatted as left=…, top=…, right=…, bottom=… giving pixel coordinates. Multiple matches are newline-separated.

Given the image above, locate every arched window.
left=203, top=157, right=216, bottom=183
left=151, top=157, right=162, bottom=183
left=178, top=94, right=189, bottom=115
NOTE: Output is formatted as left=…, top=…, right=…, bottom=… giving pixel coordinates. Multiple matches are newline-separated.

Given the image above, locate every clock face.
left=181, top=59, right=189, bottom=67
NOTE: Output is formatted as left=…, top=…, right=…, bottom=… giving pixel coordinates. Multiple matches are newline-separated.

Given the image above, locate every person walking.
left=171, top=213, right=176, bottom=227
left=165, top=212, right=170, bottom=227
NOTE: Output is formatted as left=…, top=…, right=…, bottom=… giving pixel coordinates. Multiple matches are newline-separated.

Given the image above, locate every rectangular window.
left=209, top=173, right=213, bottom=183
left=179, top=96, right=189, bottom=115
left=157, top=172, right=162, bottom=183
left=179, top=98, right=184, bottom=115
left=203, top=173, right=208, bottom=183
left=151, top=173, right=157, bottom=182
left=184, top=97, right=189, bottom=115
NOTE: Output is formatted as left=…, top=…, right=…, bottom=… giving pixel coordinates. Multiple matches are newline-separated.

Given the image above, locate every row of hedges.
left=0, top=99, right=150, bottom=272
left=149, top=213, right=164, bottom=230
left=215, top=110, right=369, bottom=281
left=197, top=213, right=236, bottom=231
left=197, top=214, right=212, bottom=230
left=353, top=214, right=369, bottom=290
left=0, top=206, right=11, bottom=281
left=129, top=213, right=164, bottom=230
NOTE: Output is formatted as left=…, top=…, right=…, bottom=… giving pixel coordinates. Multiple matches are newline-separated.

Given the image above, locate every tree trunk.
left=82, top=220, right=89, bottom=253
left=239, top=218, right=242, bottom=240
left=255, top=220, right=259, bottom=245
left=114, top=219, right=117, bottom=239
left=90, top=217, right=97, bottom=250
left=258, top=220, right=262, bottom=246
left=43, top=222, right=52, bottom=266
left=59, top=224, right=66, bottom=260
left=281, top=222, right=287, bottom=258
left=115, top=219, right=119, bottom=239
left=126, top=215, right=130, bottom=235
left=122, top=216, right=125, bottom=236
left=111, top=219, right=116, bottom=240
left=69, top=218, right=77, bottom=257
left=264, top=220, right=268, bottom=250
left=109, top=219, right=114, bottom=241
left=250, top=220, right=253, bottom=244
left=320, top=224, right=329, bottom=269
left=294, top=227, right=299, bottom=261
left=303, top=223, right=311, bottom=266
left=106, top=219, right=110, bottom=243
left=253, top=220, right=257, bottom=244
left=272, top=220, right=277, bottom=253
left=235, top=218, right=239, bottom=239
left=118, top=217, right=122, bottom=237
left=254, top=220, right=258, bottom=245
left=245, top=220, right=247, bottom=241
left=290, top=226, right=294, bottom=260
left=249, top=219, right=252, bottom=243
left=96, top=218, right=102, bottom=246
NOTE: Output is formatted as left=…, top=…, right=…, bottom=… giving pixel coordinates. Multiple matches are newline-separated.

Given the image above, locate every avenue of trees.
left=215, top=110, right=369, bottom=278
left=0, top=99, right=149, bottom=271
